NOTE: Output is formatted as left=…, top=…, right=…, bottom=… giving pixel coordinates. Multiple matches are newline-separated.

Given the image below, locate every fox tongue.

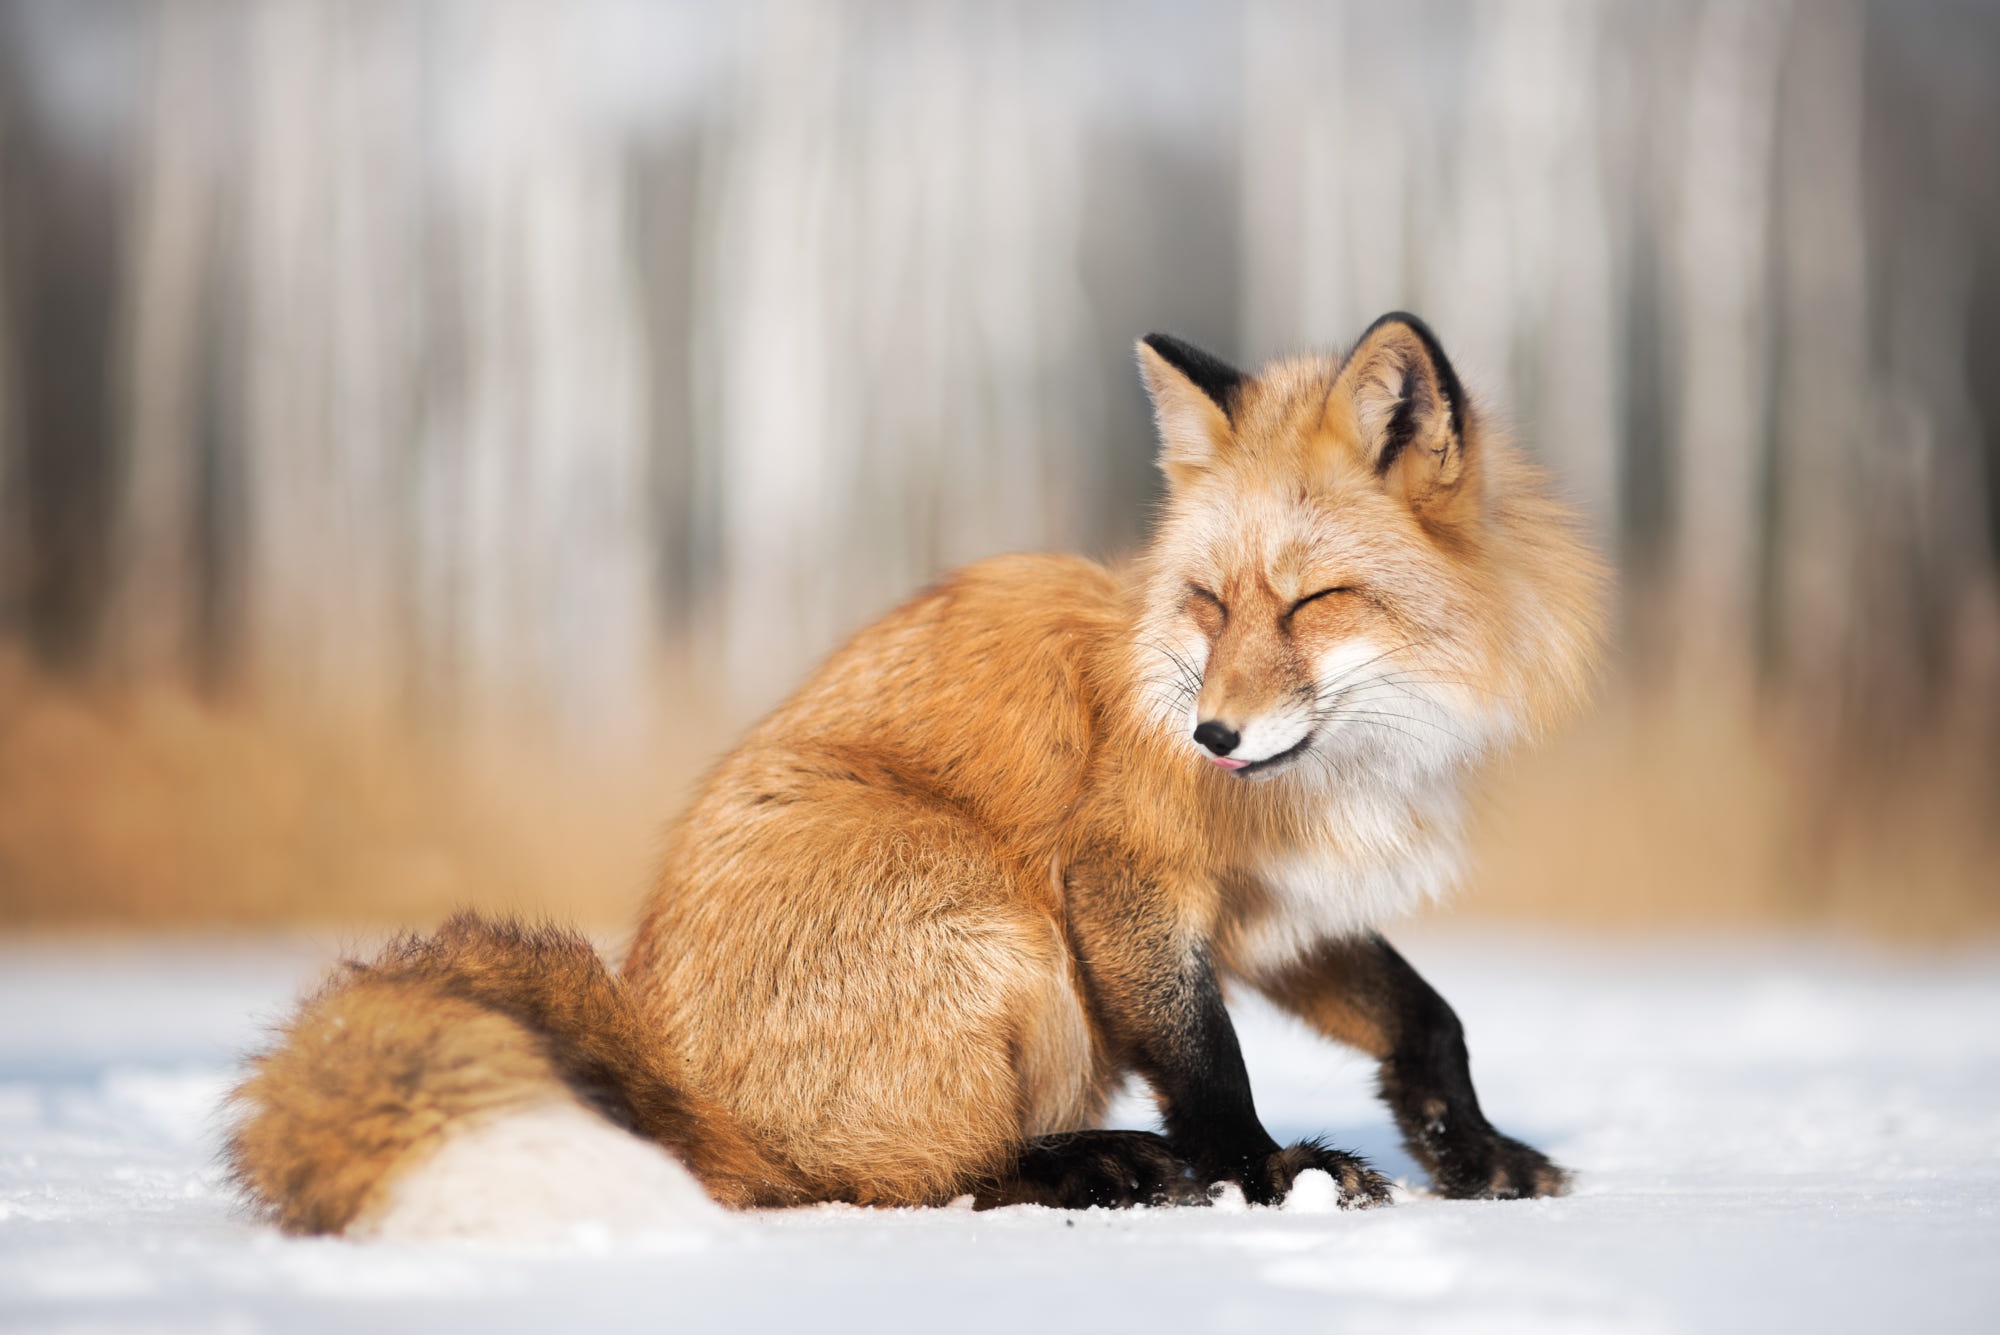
left=1207, top=755, right=1248, bottom=770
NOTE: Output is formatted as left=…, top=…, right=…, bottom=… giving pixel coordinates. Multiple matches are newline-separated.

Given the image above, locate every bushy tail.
left=226, top=912, right=803, bottom=1234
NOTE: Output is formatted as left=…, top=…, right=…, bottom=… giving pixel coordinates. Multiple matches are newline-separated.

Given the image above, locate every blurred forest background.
left=0, top=0, right=1995, bottom=934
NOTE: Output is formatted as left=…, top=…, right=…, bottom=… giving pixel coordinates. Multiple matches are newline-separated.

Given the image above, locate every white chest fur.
left=1228, top=808, right=1468, bottom=978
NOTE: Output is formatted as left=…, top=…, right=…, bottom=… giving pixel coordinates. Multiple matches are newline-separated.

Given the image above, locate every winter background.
left=2, top=2, right=1998, bottom=1332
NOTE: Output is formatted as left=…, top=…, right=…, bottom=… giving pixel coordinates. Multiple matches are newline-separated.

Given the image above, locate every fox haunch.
left=228, top=313, right=1604, bottom=1231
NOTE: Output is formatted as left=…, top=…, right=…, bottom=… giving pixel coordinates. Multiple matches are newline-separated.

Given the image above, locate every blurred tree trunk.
left=0, top=4, right=132, bottom=670
left=1768, top=0, right=1867, bottom=727
left=0, top=0, right=1995, bottom=925
left=701, top=0, right=1095, bottom=713
left=113, top=0, right=226, bottom=687
left=1671, top=0, right=1789, bottom=682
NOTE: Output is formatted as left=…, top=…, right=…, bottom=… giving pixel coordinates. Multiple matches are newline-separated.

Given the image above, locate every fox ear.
left=1137, top=333, right=1243, bottom=487
left=1330, top=312, right=1472, bottom=513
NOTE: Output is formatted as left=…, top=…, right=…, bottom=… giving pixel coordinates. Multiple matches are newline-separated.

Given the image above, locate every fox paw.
left=1428, top=1128, right=1570, bottom=1200
left=974, top=1130, right=1205, bottom=1210
left=1232, top=1140, right=1393, bottom=1209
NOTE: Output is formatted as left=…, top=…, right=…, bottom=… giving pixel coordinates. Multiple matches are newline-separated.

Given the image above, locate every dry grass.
left=1462, top=683, right=2000, bottom=940
left=0, top=650, right=706, bottom=930
left=2, top=651, right=1994, bottom=938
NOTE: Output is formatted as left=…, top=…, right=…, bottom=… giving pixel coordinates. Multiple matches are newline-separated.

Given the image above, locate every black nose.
left=1192, top=721, right=1240, bottom=757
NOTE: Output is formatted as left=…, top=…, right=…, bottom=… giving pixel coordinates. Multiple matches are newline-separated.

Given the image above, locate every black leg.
left=1375, top=957, right=1569, bottom=1198
left=1250, top=933, right=1569, bottom=1199
left=1061, top=854, right=1392, bottom=1210
left=1136, top=948, right=1391, bottom=1206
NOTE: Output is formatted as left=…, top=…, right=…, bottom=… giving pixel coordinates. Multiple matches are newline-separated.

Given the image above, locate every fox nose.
left=1192, top=721, right=1240, bottom=757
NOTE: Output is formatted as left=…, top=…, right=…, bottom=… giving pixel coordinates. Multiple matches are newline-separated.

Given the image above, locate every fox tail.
left=225, top=912, right=801, bottom=1240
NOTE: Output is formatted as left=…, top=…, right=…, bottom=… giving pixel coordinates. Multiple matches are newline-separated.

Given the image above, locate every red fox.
left=228, top=313, right=1604, bottom=1236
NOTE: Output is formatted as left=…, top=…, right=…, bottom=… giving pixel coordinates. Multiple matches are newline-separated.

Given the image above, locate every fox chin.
left=226, top=312, right=1605, bottom=1238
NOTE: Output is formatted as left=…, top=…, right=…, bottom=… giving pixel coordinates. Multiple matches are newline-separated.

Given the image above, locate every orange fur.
left=227, top=914, right=806, bottom=1232
left=229, top=314, right=1605, bottom=1227
left=621, top=315, right=1604, bottom=1203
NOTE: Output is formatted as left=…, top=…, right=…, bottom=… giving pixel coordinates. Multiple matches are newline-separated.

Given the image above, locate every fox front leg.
left=1064, top=856, right=1391, bottom=1208
left=1254, top=933, right=1569, bottom=1199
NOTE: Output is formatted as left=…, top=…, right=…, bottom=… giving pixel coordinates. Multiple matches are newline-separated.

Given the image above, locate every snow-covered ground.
left=1, top=928, right=1995, bottom=1333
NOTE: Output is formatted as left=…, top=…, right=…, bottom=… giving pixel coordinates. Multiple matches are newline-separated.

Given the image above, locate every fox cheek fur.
left=224, top=313, right=1605, bottom=1234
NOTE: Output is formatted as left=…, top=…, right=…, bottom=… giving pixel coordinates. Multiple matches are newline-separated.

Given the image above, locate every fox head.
left=1131, top=314, right=1602, bottom=792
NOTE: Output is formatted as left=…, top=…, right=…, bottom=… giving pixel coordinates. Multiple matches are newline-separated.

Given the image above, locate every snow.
left=2, top=929, right=1996, bottom=1333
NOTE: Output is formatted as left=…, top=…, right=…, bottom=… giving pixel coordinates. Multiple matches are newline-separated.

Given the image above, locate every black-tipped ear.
left=1137, top=334, right=1245, bottom=487
left=1332, top=312, right=1473, bottom=510
left=1140, top=333, right=1244, bottom=422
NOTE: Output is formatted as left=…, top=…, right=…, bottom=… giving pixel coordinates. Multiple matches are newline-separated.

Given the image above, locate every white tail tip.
left=353, top=1099, right=730, bottom=1246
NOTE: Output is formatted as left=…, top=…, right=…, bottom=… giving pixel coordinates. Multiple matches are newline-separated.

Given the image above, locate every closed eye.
left=1290, top=586, right=1355, bottom=615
